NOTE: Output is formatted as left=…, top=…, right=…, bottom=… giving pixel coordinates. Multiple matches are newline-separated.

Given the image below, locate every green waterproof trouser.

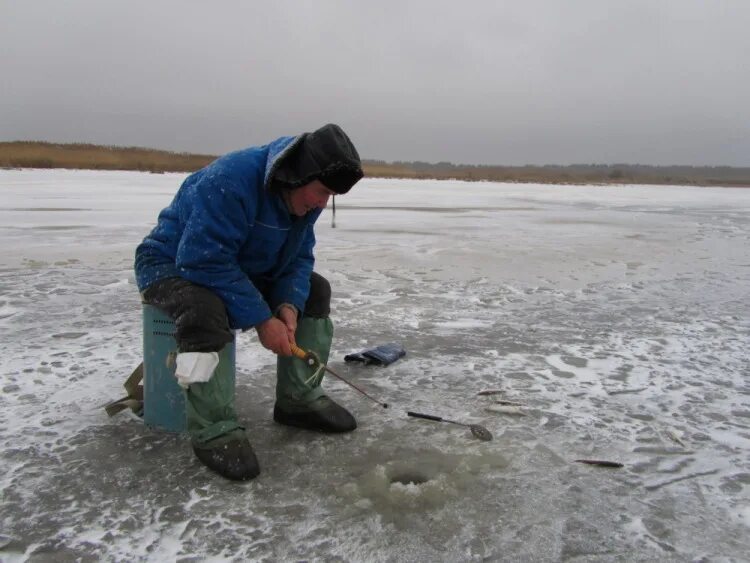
left=275, top=317, right=333, bottom=411
left=186, top=316, right=334, bottom=444
left=185, top=356, right=244, bottom=446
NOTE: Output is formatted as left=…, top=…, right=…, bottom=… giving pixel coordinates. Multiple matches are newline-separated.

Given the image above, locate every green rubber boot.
left=186, top=356, right=259, bottom=481
left=274, top=317, right=356, bottom=433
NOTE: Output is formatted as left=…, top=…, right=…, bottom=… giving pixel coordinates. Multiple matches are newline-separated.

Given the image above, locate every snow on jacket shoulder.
left=135, top=135, right=321, bottom=330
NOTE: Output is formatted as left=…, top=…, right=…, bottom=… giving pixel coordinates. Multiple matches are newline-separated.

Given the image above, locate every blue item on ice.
left=344, top=343, right=406, bottom=366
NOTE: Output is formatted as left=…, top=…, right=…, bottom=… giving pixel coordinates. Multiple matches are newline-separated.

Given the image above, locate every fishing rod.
left=289, top=344, right=493, bottom=441
left=290, top=343, right=389, bottom=408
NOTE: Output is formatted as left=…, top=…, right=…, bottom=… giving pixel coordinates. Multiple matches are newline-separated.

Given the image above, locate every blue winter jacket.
left=135, top=135, right=322, bottom=330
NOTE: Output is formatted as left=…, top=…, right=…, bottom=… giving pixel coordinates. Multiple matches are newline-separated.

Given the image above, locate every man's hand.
left=256, top=317, right=293, bottom=356
left=276, top=305, right=298, bottom=343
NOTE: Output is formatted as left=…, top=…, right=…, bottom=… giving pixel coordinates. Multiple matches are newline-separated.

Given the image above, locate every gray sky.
left=2, top=0, right=749, bottom=166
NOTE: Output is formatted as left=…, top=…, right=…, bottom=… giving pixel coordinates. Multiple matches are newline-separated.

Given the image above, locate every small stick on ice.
left=665, top=429, right=685, bottom=447
left=494, top=399, right=524, bottom=406
left=575, top=459, right=624, bottom=468
left=645, top=469, right=719, bottom=491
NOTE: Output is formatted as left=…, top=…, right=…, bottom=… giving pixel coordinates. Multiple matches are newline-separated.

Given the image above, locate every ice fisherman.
left=134, top=123, right=364, bottom=481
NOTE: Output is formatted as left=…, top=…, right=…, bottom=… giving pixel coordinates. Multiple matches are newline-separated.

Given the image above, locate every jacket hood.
left=270, top=123, right=363, bottom=195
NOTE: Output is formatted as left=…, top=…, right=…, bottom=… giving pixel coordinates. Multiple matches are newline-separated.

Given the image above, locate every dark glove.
left=344, top=343, right=406, bottom=366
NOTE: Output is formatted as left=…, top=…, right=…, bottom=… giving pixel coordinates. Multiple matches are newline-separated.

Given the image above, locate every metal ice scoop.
left=407, top=411, right=493, bottom=441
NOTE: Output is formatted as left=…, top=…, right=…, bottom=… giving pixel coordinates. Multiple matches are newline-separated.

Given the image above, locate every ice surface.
left=1, top=169, right=749, bottom=561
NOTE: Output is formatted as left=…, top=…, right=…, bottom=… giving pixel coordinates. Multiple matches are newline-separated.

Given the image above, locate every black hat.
left=272, top=123, right=363, bottom=195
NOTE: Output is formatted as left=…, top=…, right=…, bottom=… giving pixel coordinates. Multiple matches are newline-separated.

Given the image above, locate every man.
left=134, top=123, right=363, bottom=481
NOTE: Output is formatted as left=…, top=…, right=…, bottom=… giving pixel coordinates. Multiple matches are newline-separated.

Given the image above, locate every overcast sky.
left=1, top=1, right=748, bottom=166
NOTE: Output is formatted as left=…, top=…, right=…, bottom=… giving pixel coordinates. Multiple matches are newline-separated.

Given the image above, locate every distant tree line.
left=362, top=159, right=750, bottom=187
left=0, top=142, right=215, bottom=173
left=1, top=141, right=748, bottom=187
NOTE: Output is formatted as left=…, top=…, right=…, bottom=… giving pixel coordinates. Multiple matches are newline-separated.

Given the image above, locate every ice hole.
left=389, top=470, right=430, bottom=486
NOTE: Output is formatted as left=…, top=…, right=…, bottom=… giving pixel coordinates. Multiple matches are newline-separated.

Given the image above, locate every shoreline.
left=2, top=141, right=749, bottom=188
left=2, top=165, right=749, bottom=190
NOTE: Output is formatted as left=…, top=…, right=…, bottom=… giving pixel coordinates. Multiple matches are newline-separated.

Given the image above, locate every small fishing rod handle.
left=407, top=411, right=444, bottom=422
left=290, top=343, right=307, bottom=360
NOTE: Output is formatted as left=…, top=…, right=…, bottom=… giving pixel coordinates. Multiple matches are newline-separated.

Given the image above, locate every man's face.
left=288, top=179, right=337, bottom=216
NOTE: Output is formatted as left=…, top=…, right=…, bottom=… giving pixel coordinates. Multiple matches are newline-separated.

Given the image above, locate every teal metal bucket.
left=142, top=304, right=236, bottom=433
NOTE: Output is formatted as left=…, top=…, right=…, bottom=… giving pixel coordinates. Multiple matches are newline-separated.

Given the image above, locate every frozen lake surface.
left=1, top=169, right=749, bottom=561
